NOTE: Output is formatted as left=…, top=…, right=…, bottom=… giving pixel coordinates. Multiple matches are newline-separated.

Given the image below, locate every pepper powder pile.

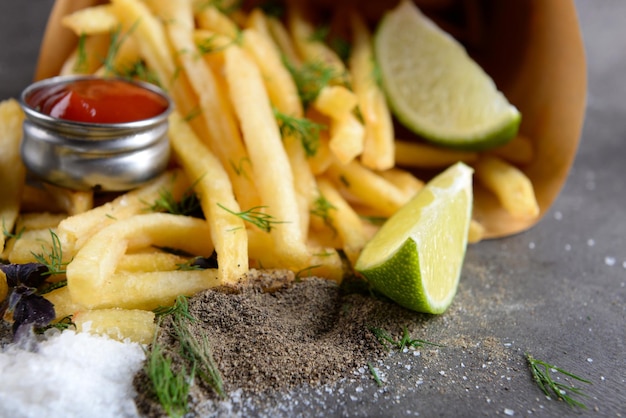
left=133, top=271, right=425, bottom=416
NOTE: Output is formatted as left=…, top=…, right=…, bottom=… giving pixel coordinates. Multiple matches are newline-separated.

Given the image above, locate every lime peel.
left=374, top=0, right=521, bottom=150
left=355, top=162, right=473, bottom=314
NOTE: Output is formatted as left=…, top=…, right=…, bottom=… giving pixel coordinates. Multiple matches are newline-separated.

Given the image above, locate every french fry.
left=42, top=183, right=93, bottom=215
left=0, top=270, right=7, bottom=302
left=265, top=13, right=301, bottom=67
left=168, top=111, right=249, bottom=284
left=395, top=139, right=479, bottom=168
left=316, top=178, right=369, bottom=266
left=489, top=134, right=534, bottom=165
left=195, top=4, right=240, bottom=39
left=156, top=0, right=259, bottom=211
left=224, top=45, right=310, bottom=267
left=349, top=10, right=395, bottom=170
left=44, top=286, right=84, bottom=320
left=378, top=167, right=424, bottom=201
left=327, top=112, right=365, bottom=164
left=0, top=99, right=26, bottom=253
left=468, top=219, right=485, bottom=243
left=73, top=308, right=156, bottom=344
left=56, top=169, right=189, bottom=258
left=313, top=85, right=358, bottom=119
left=66, top=212, right=219, bottom=310
left=59, top=34, right=112, bottom=76
left=474, top=155, right=540, bottom=220
left=61, top=4, right=119, bottom=35
left=116, top=251, right=189, bottom=273
left=327, top=159, right=409, bottom=217
left=8, top=229, right=57, bottom=265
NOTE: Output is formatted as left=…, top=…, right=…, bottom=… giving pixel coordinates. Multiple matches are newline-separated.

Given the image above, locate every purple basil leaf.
left=0, top=263, right=48, bottom=288
left=12, top=294, right=56, bottom=333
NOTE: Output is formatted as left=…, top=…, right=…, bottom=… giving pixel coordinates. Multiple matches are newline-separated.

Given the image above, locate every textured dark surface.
left=1, top=1, right=624, bottom=417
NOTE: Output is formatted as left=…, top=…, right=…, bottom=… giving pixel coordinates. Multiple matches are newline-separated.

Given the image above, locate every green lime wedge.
left=355, top=162, right=473, bottom=314
left=374, top=1, right=521, bottom=150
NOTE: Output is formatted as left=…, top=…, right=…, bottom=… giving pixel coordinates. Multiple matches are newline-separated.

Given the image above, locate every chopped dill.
left=154, top=295, right=194, bottom=319
left=146, top=341, right=192, bottom=418
left=369, top=326, right=442, bottom=351
left=367, top=362, right=383, bottom=387
left=295, top=264, right=322, bottom=280
left=273, top=108, right=326, bottom=157
left=36, top=315, right=76, bottom=334
left=218, top=204, right=287, bottom=233
left=526, top=353, right=592, bottom=409
left=310, top=194, right=337, bottom=234
left=147, top=182, right=203, bottom=218
left=196, top=30, right=242, bottom=55
left=183, top=105, right=203, bottom=122
left=73, top=33, right=88, bottom=74
left=230, top=157, right=252, bottom=179
left=37, top=279, right=68, bottom=295
left=285, top=59, right=346, bottom=109
left=2, top=217, right=24, bottom=240
left=31, top=230, right=69, bottom=276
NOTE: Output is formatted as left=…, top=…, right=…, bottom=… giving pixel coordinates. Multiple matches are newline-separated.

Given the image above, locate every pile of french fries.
left=0, top=0, right=539, bottom=343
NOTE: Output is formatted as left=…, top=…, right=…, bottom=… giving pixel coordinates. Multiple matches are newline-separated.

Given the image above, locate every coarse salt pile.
left=0, top=330, right=145, bottom=418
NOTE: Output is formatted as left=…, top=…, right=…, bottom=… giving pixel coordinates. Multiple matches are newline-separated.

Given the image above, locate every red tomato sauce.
left=26, top=78, right=169, bottom=124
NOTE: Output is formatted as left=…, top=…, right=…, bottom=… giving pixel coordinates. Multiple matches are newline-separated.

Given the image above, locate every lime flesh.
left=355, top=162, right=473, bottom=314
left=374, top=1, right=521, bottom=150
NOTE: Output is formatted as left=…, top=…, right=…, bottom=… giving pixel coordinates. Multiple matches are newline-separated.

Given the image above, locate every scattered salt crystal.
left=587, top=239, right=595, bottom=247
left=587, top=358, right=593, bottom=363
left=528, top=242, right=536, bottom=250
left=565, top=244, right=572, bottom=251
left=554, top=211, right=563, bottom=220
left=355, top=386, right=364, bottom=393
left=601, top=376, right=605, bottom=381
left=504, top=408, right=515, bottom=416
left=622, top=261, right=626, bottom=269
left=415, top=380, right=424, bottom=386
left=439, top=371, right=446, bottom=376
left=413, top=351, right=421, bottom=357
left=405, top=365, right=411, bottom=371
left=604, top=257, right=616, bottom=266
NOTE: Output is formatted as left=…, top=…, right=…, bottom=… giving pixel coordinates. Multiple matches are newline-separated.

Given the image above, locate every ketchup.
left=26, top=78, right=169, bottom=124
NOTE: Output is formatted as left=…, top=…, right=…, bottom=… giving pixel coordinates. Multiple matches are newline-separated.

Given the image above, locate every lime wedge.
left=355, top=162, right=473, bottom=314
left=374, top=1, right=521, bottom=150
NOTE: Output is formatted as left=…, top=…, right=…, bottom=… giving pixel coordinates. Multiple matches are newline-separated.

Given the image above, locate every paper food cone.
left=34, top=0, right=586, bottom=239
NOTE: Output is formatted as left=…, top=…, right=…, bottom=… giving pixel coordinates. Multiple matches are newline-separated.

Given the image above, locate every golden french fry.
left=265, top=13, right=301, bottom=66
left=44, top=286, right=84, bottom=320
left=489, top=134, right=534, bottom=165
left=66, top=212, right=219, bottom=310
left=394, top=139, right=479, bottom=168
left=195, top=4, right=240, bottom=39
left=313, top=85, right=358, bottom=119
left=61, top=4, right=119, bottom=35
left=60, top=34, right=112, bottom=76
left=8, top=228, right=57, bottom=265
left=73, top=308, right=156, bottom=344
left=378, top=167, right=424, bottom=201
left=116, top=251, right=189, bottom=273
left=468, top=219, right=485, bottom=243
left=316, top=178, right=369, bottom=266
left=169, top=112, right=249, bottom=284
left=242, top=28, right=303, bottom=117
left=224, top=45, right=310, bottom=267
left=474, top=155, right=540, bottom=220
left=328, top=112, right=365, bottom=164
left=0, top=99, right=25, bottom=253
left=327, top=159, right=409, bottom=217
left=0, top=270, right=7, bottom=302
left=349, top=10, right=395, bottom=171
left=16, top=212, right=67, bottom=231
left=57, top=169, right=189, bottom=258
left=41, top=183, right=93, bottom=215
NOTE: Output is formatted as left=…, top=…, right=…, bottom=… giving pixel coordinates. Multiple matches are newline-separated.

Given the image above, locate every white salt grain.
left=554, top=211, right=563, bottom=220
left=0, top=331, right=145, bottom=418
left=604, top=257, right=616, bottom=266
left=587, top=239, right=595, bottom=247
left=504, top=408, right=515, bottom=416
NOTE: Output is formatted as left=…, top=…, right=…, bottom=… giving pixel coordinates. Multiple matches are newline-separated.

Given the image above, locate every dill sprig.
left=369, top=326, right=442, bottom=351
left=273, top=108, right=326, bottom=157
left=367, top=362, right=384, bottom=387
left=285, top=59, right=346, bottom=109
left=2, top=217, right=24, bottom=240
left=31, top=230, right=69, bottom=276
left=218, top=204, right=286, bottom=233
left=36, top=315, right=76, bottom=334
left=525, top=353, right=592, bottom=408
left=310, top=194, right=337, bottom=234
left=196, top=30, right=242, bottom=55
left=146, top=341, right=192, bottom=418
left=73, top=33, right=88, bottom=74
left=147, top=181, right=203, bottom=218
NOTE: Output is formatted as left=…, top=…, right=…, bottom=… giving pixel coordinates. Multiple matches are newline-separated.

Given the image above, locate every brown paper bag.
left=34, top=0, right=586, bottom=239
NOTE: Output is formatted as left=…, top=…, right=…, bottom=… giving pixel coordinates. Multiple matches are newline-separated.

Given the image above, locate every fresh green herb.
left=368, top=362, right=384, bottom=387
left=369, top=326, right=442, bottom=351
left=36, top=315, right=76, bottom=334
left=73, top=33, right=89, bottom=74
left=147, top=182, right=203, bottom=218
left=309, top=25, right=330, bottom=43
left=38, top=279, right=68, bottom=295
left=154, top=295, right=194, bottom=319
left=230, top=157, right=252, bottom=179
left=218, top=204, right=286, bottom=233
left=310, top=194, right=337, bottom=233
left=294, top=264, right=322, bottom=280
left=31, top=230, right=69, bottom=276
left=2, top=217, right=24, bottom=241
left=360, top=214, right=388, bottom=226
left=371, top=57, right=383, bottom=88
left=285, top=59, right=346, bottom=108
left=146, top=341, right=192, bottom=418
left=183, top=105, right=203, bottom=122
left=196, top=30, right=242, bottom=55
left=273, top=108, right=326, bottom=157
left=330, top=37, right=352, bottom=63
left=102, top=22, right=139, bottom=77
left=526, top=353, right=592, bottom=409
